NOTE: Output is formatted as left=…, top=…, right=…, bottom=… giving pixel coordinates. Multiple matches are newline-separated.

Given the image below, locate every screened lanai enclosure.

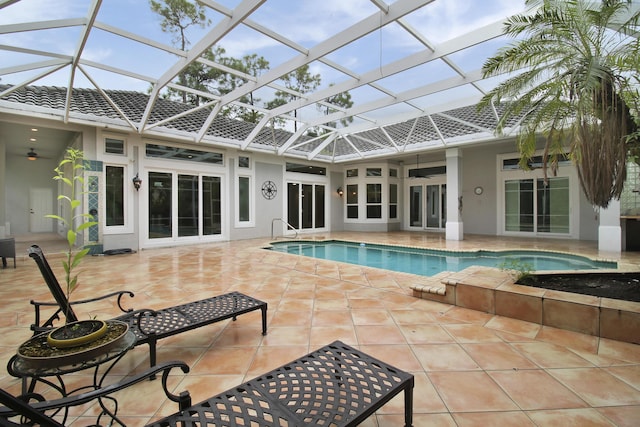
left=0, top=0, right=536, bottom=160
left=1, top=0, right=639, bottom=253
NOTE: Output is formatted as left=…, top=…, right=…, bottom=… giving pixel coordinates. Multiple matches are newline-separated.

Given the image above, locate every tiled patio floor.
left=1, top=232, right=640, bottom=426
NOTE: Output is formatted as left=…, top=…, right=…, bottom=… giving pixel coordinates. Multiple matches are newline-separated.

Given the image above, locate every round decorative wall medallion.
left=262, top=181, right=277, bottom=199
left=474, top=186, right=483, bottom=195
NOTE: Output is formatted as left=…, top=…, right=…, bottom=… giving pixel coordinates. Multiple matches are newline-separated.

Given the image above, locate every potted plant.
left=44, top=148, right=103, bottom=348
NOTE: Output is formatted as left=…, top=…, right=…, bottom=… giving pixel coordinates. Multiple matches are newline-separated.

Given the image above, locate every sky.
left=0, top=0, right=528, bottom=124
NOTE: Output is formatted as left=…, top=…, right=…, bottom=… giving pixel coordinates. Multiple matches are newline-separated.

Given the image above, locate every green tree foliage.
left=217, top=53, right=270, bottom=123
left=164, top=45, right=228, bottom=106
left=149, top=0, right=211, bottom=103
left=324, top=89, right=354, bottom=128
left=308, top=84, right=355, bottom=137
left=149, top=1, right=270, bottom=117
left=148, top=1, right=352, bottom=132
left=480, top=0, right=640, bottom=208
left=266, top=64, right=322, bottom=131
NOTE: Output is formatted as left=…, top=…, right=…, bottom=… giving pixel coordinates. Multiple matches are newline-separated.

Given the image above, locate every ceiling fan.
left=408, top=154, right=433, bottom=179
left=25, top=148, right=52, bottom=160
left=26, top=148, right=38, bottom=160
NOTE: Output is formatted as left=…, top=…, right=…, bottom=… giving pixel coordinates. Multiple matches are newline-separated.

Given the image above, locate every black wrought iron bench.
left=27, top=245, right=268, bottom=368
left=0, top=341, right=415, bottom=426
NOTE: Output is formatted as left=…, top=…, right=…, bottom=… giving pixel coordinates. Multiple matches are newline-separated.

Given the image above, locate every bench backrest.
left=28, top=245, right=79, bottom=323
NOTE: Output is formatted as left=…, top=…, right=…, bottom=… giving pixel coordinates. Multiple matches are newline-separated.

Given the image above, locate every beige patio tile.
left=412, top=344, right=480, bottom=372
left=527, top=408, right=620, bottom=426
left=548, top=367, right=640, bottom=407
left=461, top=342, right=538, bottom=370
left=511, top=342, right=595, bottom=368
left=355, top=324, right=407, bottom=345
left=451, top=411, right=536, bottom=426
left=389, top=308, right=439, bottom=324
left=377, top=413, right=457, bottom=426
left=484, top=314, right=541, bottom=339
left=309, top=325, right=358, bottom=347
left=596, top=406, right=640, bottom=427
left=260, top=326, right=310, bottom=346
left=399, top=324, right=456, bottom=344
left=535, top=325, right=600, bottom=354
left=428, top=371, right=519, bottom=412
left=488, top=369, right=588, bottom=410
left=3, top=232, right=640, bottom=426
left=350, top=309, right=395, bottom=325
left=189, top=346, right=256, bottom=375
left=605, top=365, right=640, bottom=389
left=443, top=323, right=503, bottom=343
left=311, top=309, right=353, bottom=326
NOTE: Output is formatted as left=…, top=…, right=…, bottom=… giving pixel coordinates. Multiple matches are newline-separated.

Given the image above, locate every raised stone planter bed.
left=411, top=268, right=640, bottom=345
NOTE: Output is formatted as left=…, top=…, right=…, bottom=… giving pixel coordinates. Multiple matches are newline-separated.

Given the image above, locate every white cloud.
left=81, top=47, right=113, bottom=63
left=406, top=0, right=526, bottom=44
left=251, top=0, right=373, bottom=45
left=0, top=0, right=87, bottom=24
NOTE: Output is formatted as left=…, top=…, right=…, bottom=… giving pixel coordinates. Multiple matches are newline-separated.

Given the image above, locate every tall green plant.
left=480, top=0, right=640, bottom=208
left=46, top=148, right=97, bottom=317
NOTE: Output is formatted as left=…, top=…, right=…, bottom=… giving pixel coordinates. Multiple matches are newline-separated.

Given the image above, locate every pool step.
left=414, top=285, right=446, bottom=296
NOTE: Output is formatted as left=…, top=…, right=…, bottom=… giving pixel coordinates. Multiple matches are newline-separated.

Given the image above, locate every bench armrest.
left=30, top=290, right=136, bottom=332
left=0, top=361, right=191, bottom=422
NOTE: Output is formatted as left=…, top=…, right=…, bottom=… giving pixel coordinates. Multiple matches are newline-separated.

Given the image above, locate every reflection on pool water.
left=266, top=240, right=616, bottom=276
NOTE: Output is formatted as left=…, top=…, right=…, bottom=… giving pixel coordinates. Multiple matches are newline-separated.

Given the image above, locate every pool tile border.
left=267, top=239, right=617, bottom=272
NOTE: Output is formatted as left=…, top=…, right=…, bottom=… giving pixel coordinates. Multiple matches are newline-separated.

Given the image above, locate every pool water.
left=266, top=240, right=616, bottom=276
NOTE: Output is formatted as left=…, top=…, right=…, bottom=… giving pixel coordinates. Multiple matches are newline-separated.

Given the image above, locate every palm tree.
left=480, top=0, right=640, bottom=208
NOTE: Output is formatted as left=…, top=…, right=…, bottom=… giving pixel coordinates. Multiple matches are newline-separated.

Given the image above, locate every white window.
left=103, top=163, right=133, bottom=234
left=366, top=183, right=382, bottom=218
left=100, top=134, right=132, bottom=234
left=105, top=137, right=126, bottom=155
left=105, top=165, right=125, bottom=226
left=237, top=175, right=254, bottom=226
left=239, top=156, right=250, bottom=168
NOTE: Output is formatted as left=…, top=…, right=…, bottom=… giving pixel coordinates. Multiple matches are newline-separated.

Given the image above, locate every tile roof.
left=0, top=85, right=523, bottom=162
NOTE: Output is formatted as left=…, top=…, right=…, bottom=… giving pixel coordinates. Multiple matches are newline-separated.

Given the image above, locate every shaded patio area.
left=1, top=232, right=639, bottom=426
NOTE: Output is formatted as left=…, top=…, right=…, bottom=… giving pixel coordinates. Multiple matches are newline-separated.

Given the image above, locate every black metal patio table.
left=149, top=340, right=414, bottom=427
left=8, top=326, right=137, bottom=426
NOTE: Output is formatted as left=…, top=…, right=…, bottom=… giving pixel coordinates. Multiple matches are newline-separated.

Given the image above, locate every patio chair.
left=0, top=237, right=16, bottom=269
left=27, top=245, right=268, bottom=369
left=0, top=341, right=415, bottom=427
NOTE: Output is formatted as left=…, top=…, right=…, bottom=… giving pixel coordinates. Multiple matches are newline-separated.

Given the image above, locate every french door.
left=287, top=182, right=325, bottom=231
left=409, top=183, right=446, bottom=229
left=504, top=177, right=569, bottom=234
left=148, top=171, right=222, bottom=241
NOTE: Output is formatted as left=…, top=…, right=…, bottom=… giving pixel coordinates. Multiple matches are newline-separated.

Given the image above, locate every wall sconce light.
left=337, top=186, right=344, bottom=197
left=132, top=173, right=142, bottom=191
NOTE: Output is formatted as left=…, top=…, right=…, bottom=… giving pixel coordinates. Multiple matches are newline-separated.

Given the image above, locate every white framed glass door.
left=147, top=171, right=222, bottom=242
left=409, top=183, right=446, bottom=229
left=287, top=182, right=326, bottom=231
left=504, top=177, right=569, bottom=234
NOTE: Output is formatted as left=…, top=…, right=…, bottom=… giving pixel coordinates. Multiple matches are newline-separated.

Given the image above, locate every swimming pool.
left=266, top=240, right=616, bottom=276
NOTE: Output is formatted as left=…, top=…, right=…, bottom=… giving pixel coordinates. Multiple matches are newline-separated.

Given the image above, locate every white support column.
left=598, top=200, right=621, bottom=253
left=446, top=148, right=464, bottom=241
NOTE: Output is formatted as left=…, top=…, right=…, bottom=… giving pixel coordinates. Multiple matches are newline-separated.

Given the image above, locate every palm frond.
left=480, top=0, right=640, bottom=208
